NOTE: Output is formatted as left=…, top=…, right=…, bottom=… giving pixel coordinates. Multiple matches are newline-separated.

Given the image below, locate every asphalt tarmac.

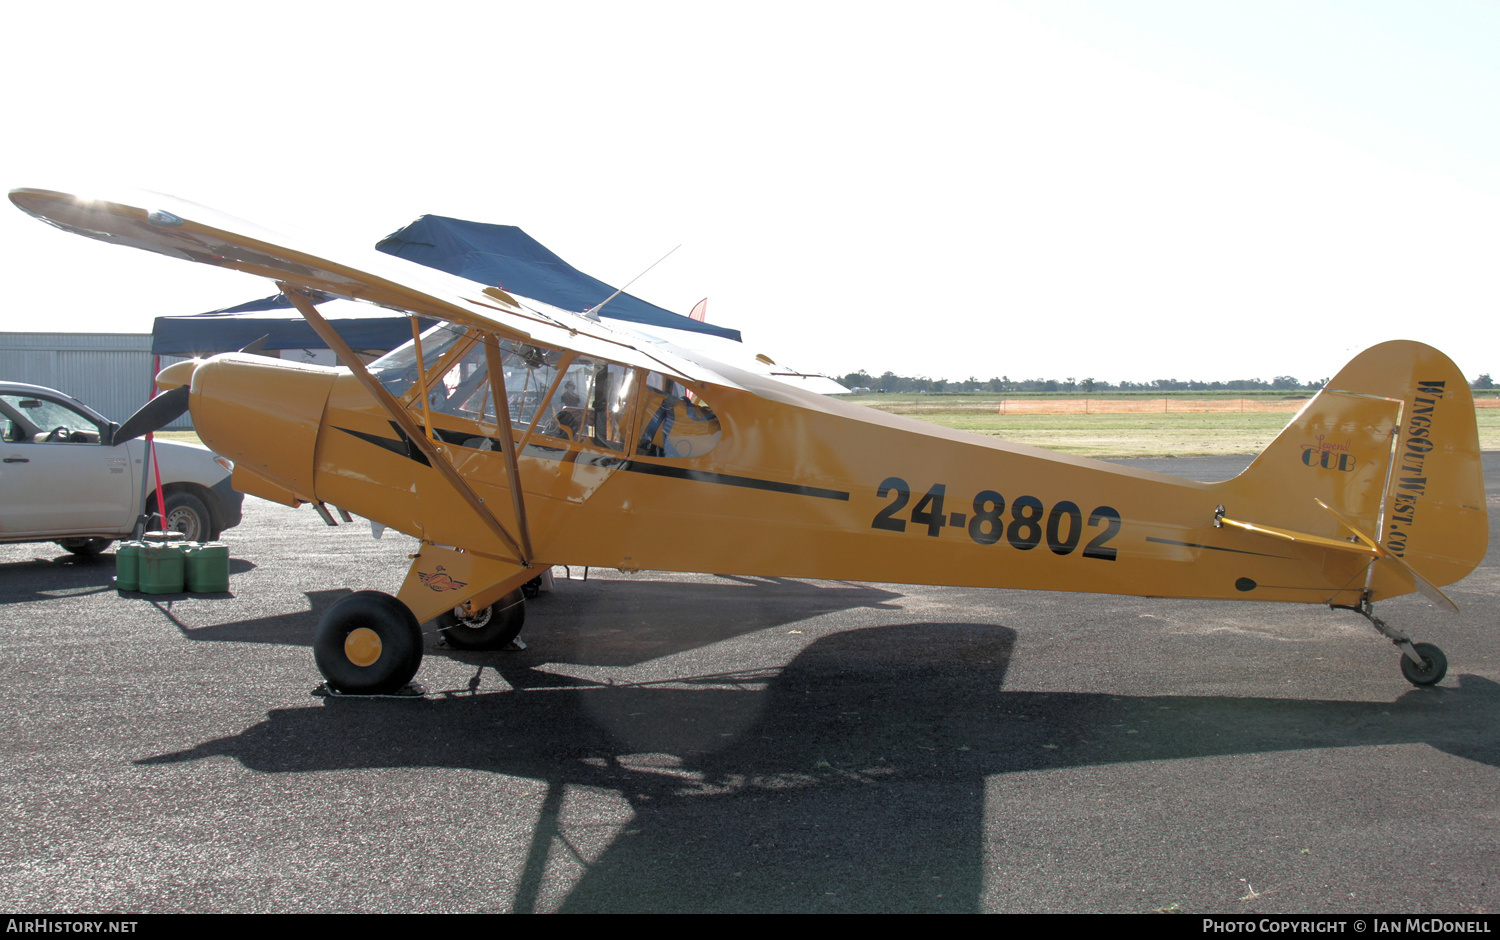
left=2, top=454, right=1497, bottom=914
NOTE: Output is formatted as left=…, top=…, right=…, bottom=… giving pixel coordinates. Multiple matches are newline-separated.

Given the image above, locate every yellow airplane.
left=10, top=187, right=1488, bottom=694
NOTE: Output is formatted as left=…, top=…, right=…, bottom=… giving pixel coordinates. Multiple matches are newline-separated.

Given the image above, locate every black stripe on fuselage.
left=334, top=426, right=850, bottom=502
left=334, top=424, right=431, bottom=467
left=616, top=460, right=850, bottom=501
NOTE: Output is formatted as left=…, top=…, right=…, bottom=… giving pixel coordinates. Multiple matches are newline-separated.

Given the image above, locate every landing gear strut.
left=1335, top=592, right=1448, bottom=687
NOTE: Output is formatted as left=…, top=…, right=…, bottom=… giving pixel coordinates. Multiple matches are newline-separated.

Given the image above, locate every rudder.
left=1226, top=341, right=1486, bottom=600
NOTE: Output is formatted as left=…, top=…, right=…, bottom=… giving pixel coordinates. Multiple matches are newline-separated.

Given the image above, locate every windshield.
left=366, top=326, right=715, bottom=458
left=0, top=393, right=104, bottom=444
left=367, top=322, right=469, bottom=400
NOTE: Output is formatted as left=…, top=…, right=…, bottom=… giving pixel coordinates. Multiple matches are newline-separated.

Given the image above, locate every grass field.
left=155, top=431, right=206, bottom=445
left=851, top=394, right=1500, bottom=457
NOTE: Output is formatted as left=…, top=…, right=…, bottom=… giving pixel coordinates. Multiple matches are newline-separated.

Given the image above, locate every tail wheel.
left=314, top=591, right=423, bottom=693
left=1400, top=642, right=1448, bottom=687
left=437, top=589, right=525, bottom=650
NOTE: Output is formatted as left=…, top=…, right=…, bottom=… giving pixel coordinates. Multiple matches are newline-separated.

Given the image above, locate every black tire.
left=1400, top=642, right=1448, bottom=686
left=56, top=537, right=113, bottom=556
left=154, top=491, right=216, bottom=542
left=437, top=589, right=525, bottom=650
left=313, top=591, right=424, bottom=694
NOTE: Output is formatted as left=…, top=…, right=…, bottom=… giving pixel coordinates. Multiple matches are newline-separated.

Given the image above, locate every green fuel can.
left=185, top=542, right=230, bottom=593
left=139, top=542, right=187, bottom=595
left=115, top=541, right=144, bottom=592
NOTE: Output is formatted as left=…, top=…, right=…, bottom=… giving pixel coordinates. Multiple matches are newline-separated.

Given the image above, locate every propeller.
left=239, top=334, right=271, bottom=357
left=114, top=385, right=190, bottom=445
left=115, top=333, right=265, bottom=446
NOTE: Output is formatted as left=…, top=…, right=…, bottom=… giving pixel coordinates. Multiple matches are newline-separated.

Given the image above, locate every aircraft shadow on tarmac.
left=147, top=575, right=907, bottom=666
left=137, top=619, right=1500, bottom=913
left=0, top=552, right=256, bottom=606
left=150, top=587, right=355, bottom=645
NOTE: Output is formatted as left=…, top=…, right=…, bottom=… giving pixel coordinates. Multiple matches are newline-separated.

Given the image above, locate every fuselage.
left=173, top=330, right=1482, bottom=612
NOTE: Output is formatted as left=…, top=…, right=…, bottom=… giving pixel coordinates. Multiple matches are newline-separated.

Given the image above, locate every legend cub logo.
left=1301, top=434, right=1356, bottom=471
left=418, top=565, right=467, bottom=592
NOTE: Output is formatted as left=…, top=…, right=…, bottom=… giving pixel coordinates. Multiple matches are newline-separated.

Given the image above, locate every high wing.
left=10, top=188, right=730, bottom=389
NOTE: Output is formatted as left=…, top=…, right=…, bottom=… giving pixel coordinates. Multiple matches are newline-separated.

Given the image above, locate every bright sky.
left=3, top=0, right=1496, bottom=386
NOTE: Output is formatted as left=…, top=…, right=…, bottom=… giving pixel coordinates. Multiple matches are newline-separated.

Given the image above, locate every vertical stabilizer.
left=1225, top=341, right=1486, bottom=600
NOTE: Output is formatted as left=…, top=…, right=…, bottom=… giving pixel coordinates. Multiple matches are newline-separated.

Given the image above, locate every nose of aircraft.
left=177, top=353, right=340, bottom=504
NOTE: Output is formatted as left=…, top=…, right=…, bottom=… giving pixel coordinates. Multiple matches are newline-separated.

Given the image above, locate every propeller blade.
left=114, top=386, right=190, bottom=444
left=239, top=334, right=271, bottom=356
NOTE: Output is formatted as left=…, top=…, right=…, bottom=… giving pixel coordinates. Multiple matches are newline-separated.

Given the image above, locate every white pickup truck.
left=0, top=382, right=243, bottom=554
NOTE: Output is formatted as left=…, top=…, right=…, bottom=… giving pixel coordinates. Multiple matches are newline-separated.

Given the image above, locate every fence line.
left=994, top=398, right=1305, bottom=415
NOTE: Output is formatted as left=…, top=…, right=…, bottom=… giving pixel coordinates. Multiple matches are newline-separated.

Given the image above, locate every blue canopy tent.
left=150, top=216, right=738, bottom=355
left=374, top=216, right=740, bottom=342
left=150, top=293, right=432, bottom=357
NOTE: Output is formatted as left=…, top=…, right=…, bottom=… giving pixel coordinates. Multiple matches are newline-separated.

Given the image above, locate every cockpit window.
left=501, top=342, right=565, bottom=431
left=533, top=356, right=591, bottom=443
left=426, top=340, right=496, bottom=422
left=636, top=372, right=720, bottom=459
left=367, top=326, right=709, bottom=458
left=529, top=357, right=635, bottom=450
left=368, top=323, right=469, bottom=401
left=594, top=364, right=637, bottom=451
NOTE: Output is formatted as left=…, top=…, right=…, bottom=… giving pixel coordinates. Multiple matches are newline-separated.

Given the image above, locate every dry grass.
left=884, top=397, right=1311, bottom=416
left=858, top=397, right=1500, bottom=457
left=154, top=431, right=205, bottom=445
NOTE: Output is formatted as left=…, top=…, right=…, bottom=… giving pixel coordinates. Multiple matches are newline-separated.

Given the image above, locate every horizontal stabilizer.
left=1216, top=512, right=1379, bottom=557
left=1218, top=501, right=1457, bottom=612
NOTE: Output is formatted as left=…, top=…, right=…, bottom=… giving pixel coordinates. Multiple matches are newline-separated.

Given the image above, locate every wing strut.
left=279, top=284, right=532, bottom=566
left=482, top=334, right=533, bottom=561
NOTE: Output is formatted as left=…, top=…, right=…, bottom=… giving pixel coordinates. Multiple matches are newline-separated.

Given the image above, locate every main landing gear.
left=1335, top=592, right=1448, bottom=687
left=313, top=576, right=547, bottom=694
left=436, top=589, right=526, bottom=651
left=313, top=591, right=424, bottom=695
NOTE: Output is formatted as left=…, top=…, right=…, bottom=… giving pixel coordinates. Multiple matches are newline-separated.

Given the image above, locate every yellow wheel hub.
left=344, top=627, right=383, bottom=667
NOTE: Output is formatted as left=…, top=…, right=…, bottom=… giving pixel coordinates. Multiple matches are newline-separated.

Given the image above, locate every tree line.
left=840, top=371, right=1498, bottom=394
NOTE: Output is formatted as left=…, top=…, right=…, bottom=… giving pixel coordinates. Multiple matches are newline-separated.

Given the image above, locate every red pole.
left=146, top=354, right=167, bottom=534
